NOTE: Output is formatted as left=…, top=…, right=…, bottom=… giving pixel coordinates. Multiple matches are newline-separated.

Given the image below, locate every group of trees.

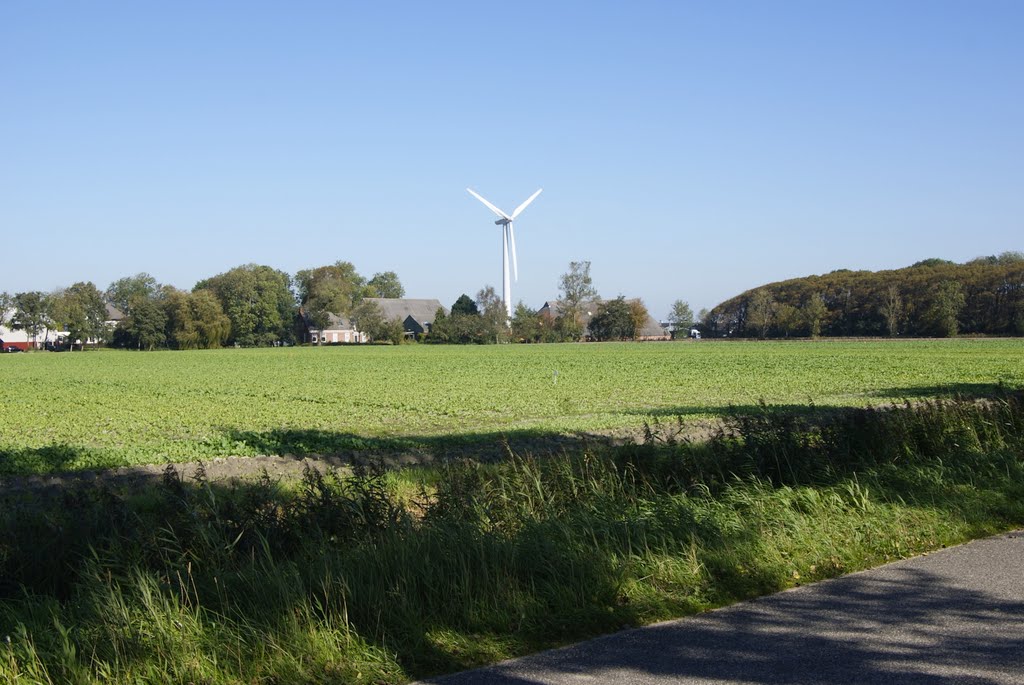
left=428, top=261, right=663, bottom=345
left=429, top=288, right=514, bottom=344
left=105, top=278, right=235, bottom=351
left=702, top=253, right=1024, bottom=338
left=587, top=297, right=654, bottom=341
left=1, top=263, right=408, bottom=351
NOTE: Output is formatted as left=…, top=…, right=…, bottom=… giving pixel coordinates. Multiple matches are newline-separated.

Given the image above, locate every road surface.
left=424, top=530, right=1024, bottom=685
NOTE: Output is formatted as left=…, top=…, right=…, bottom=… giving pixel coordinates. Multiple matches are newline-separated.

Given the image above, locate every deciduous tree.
left=198, top=264, right=296, bottom=346
left=113, top=297, right=168, bottom=350
left=588, top=296, right=635, bottom=341
left=667, top=300, right=694, bottom=339
left=351, top=299, right=403, bottom=344
left=879, top=285, right=903, bottom=337
left=628, top=299, right=651, bottom=340
left=295, top=262, right=366, bottom=329
left=927, top=280, right=965, bottom=337
left=747, top=289, right=776, bottom=339
left=511, top=302, right=543, bottom=343
left=164, top=289, right=231, bottom=349
left=366, top=271, right=405, bottom=299
left=476, top=285, right=509, bottom=343
left=11, top=291, right=50, bottom=347
left=557, top=261, right=599, bottom=341
left=775, top=303, right=801, bottom=338
left=802, top=293, right=828, bottom=338
left=106, top=273, right=161, bottom=315
left=50, top=282, right=108, bottom=350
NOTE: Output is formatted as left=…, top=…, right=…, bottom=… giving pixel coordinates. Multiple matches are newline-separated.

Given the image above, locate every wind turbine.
left=466, top=187, right=543, bottom=319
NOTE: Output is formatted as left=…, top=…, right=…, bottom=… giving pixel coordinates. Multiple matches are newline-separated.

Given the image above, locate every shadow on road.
left=432, top=553, right=1024, bottom=684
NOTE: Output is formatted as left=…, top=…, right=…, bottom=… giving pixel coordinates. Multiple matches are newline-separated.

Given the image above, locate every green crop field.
left=2, top=339, right=1022, bottom=475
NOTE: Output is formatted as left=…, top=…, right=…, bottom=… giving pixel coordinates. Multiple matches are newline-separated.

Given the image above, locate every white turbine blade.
left=467, top=188, right=511, bottom=220
left=511, top=188, right=543, bottom=219
left=508, top=223, right=518, bottom=281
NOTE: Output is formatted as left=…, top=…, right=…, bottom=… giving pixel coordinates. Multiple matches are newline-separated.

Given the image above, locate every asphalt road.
left=423, top=531, right=1024, bottom=685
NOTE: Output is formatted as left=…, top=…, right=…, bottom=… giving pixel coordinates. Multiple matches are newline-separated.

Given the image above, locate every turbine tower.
left=466, top=187, right=543, bottom=319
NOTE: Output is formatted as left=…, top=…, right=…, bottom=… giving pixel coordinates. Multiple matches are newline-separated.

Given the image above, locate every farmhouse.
left=302, top=298, right=446, bottom=344
left=363, top=298, right=445, bottom=338
left=539, top=299, right=670, bottom=341
left=302, top=311, right=364, bottom=345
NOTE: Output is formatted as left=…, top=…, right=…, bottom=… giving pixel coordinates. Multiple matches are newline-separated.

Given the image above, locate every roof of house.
left=300, top=307, right=356, bottom=331
left=105, top=303, right=125, bottom=321
left=363, top=298, right=447, bottom=326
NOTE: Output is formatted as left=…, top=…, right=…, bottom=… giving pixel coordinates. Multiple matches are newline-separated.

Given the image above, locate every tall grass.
left=1, top=394, right=1023, bottom=683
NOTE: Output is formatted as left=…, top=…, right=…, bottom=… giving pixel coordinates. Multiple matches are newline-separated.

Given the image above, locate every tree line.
left=701, top=253, right=1024, bottom=338
left=1, top=260, right=686, bottom=349
left=0, top=263, right=407, bottom=351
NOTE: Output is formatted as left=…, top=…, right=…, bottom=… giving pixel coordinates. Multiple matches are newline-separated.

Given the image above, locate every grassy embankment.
left=2, top=393, right=1023, bottom=683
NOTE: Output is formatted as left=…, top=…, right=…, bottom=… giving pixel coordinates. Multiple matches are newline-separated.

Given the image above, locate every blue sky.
left=2, top=1, right=1022, bottom=317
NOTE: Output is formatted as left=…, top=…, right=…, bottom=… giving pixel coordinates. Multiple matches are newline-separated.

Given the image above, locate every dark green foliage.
left=912, top=257, right=957, bottom=268
left=105, top=273, right=161, bottom=315
left=451, top=294, right=479, bottom=317
left=112, top=297, right=168, bottom=350
left=429, top=291, right=506, bottom=344
left=511, top=302, right=544, bottom=342
left=588, top=296, right=635, bottom=341
left=706, top=256, right=1024, bottom=337
left=163, top=288, right=232, bottom=349
left=50, top=281, right=108, bottom=349
left=925, top=279, right=966, bottom=337
left=198, top=264, right=297, bottom=346
left=428, top=311, right=491, bottom=344
left=10, top=291, right=51, bottom=344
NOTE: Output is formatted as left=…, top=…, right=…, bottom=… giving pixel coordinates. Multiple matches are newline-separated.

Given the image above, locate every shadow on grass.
left=869, top=382, right=1017, bottom=400
left=629, top=383, right=1021, bottom=421
left=224, top=427, right=618, bottom=466
left=627, top=403, right=851, bottom=420
left=0, top=444, right=93, bottom=477
left=0, top=428, right=619, bottom=483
